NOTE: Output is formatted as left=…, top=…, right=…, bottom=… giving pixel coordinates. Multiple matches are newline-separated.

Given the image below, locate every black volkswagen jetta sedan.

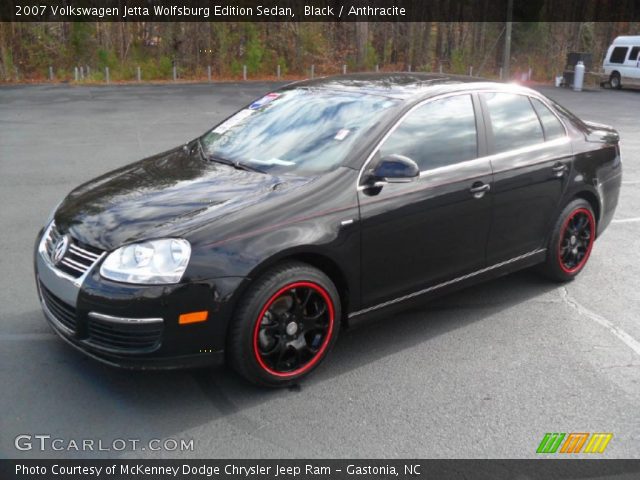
left=35, top=73, right=622, bottom=386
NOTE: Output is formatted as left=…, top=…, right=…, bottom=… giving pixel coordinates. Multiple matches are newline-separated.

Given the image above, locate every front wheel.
left=539, top=199, right=596, bottom=282
left=227, top=262, right=340, bottom=387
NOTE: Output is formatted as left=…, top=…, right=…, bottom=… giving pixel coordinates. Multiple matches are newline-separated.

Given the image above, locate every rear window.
left=610, top=46, right=629, bottom=64
left=530, top=98, right=566, bottom=141
left=630, top=46, right=640, bottom=61
left=483, top=93, right=544, bottom=154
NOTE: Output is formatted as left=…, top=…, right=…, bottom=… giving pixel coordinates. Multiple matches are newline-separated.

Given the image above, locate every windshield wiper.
left=196, top=138, right=208, bottom=161
left=197, top=139, right=265, bottom=174
left=232, top=161, right=266, bottom=174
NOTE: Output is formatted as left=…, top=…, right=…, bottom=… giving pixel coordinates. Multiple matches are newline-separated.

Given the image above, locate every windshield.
left=200, top=88, right=399, bottom=175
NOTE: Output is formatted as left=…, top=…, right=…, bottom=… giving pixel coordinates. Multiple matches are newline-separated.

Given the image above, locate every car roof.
left=612, top=36, right=640, bottom=45
left=284, top=72, right=538, bottom=102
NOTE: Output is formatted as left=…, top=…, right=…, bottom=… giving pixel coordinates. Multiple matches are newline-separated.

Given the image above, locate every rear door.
left=358, top=93, right=494, bottom=307
left=480, top=92, right=572, bottom=265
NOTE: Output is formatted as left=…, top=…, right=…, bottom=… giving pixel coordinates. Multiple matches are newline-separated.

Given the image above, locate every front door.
left=358, top=93, right=493, bottom=308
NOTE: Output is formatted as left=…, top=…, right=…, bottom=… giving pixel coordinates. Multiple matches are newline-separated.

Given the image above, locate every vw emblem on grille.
left=51, top=235, right=70, bottom=265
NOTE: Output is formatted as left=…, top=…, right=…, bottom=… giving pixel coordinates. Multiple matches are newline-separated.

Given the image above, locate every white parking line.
left=612, top=217, right=640, bottom=223
left=561, top=287, right=640, bottom=357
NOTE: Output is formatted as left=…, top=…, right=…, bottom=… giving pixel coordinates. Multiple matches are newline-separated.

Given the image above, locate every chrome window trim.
left=410, top=135, right=570, bottom=181
left=417, top=156, right=488, bottom=178
left=480, top=90, right=570, bottom=138
left=88, top=312, right=164, bottom=325
left=356, top=91, right=478, bottom=190
left=526, top=94, right=570, bottom=139
left=479, top=136, right=571, bottom=175
left=348, top=248, right=546, bottom=318
left=356, top=87, right=570, bottom=191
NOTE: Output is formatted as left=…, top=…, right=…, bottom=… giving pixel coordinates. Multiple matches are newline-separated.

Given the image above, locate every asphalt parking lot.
left=1, top=81, right=639, bottom=459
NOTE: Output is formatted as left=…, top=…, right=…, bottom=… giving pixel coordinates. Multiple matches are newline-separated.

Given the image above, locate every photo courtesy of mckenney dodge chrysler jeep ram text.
left=34, top=73, right=622, bottom=387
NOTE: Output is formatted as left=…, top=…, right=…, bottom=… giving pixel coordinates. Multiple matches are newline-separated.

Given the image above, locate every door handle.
left=469, top=182, right=490, bottom=199
left=552, top=163, right=567, bottom=177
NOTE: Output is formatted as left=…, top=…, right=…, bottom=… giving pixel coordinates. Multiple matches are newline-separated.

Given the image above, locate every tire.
left=227, top=261, right=340, bottom=387
left=539, top=199, right=596, bottom=282
left=610, top=72, right=621, bottom=90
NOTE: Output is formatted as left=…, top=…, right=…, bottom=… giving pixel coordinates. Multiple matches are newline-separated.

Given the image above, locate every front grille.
left=87, top=317, right=163, bottom=352
left=44, top=223, right=104, bottom=278
left=40, top=283, right=77, bottom=332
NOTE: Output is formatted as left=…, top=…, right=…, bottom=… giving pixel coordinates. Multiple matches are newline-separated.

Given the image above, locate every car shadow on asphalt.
left=25, top=269, right=560, bottom=417
left=4, top=268, right=564, bottom=459
left=315, top=269, right=561, bottom=383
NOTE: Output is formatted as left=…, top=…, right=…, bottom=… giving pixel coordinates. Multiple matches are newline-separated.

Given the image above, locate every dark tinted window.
left=630, top=46, right=640, bottom=61
left=484, top=93, right=544, bottom=153
left=610, top=46, right=628, bottom=64
left=531, top=98, right=566, bottom=141
left=379, top=94, right=477, bottom=171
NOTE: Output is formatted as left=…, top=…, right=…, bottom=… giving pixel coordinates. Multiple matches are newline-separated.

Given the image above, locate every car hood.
left=54, top=145, right=310, bottom=250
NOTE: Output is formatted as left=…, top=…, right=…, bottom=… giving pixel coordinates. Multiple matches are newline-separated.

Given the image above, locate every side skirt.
left=349, top=249, right=547, bottom=318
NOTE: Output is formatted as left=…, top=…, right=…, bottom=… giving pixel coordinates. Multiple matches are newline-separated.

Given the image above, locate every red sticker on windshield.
left=249, top=93, right=280, bottom=110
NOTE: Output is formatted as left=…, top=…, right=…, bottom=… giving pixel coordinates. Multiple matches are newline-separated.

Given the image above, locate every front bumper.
left=34, top=228, right=243, bottom=370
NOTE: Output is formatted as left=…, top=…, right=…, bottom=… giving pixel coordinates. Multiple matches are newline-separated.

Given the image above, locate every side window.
left=630, top=46, right=640, bottom=61
left=378, top=94, right=477, bottom=171
left=610, top=46, right=628, bottom=64
left=483, top=93, right=544, bottom=153
left=530, top=98, right=566, bottom=141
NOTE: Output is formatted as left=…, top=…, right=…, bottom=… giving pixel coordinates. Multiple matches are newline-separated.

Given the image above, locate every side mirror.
left=368, top=154, right=420, bottom=186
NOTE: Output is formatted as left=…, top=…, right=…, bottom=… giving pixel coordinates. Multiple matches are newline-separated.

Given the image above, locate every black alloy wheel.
left=228, top=262, right=340, bottom=387
left=539, top=199, right=596, bottom=282
left=557, top=208, right=595, bottom=274
left=253, top=282, right=334, bottom=376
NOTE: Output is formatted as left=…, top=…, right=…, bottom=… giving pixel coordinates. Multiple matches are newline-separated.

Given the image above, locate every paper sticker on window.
left=212, top=109, right=254, bottom=134
left=334, top=129, right=351, bottom=141
left=249, top=93, right=280, bottom=110
left=249, top=158, right=295, bottom=166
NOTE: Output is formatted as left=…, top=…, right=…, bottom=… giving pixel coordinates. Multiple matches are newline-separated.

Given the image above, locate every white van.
left=603, top=36, right=640, bottom=89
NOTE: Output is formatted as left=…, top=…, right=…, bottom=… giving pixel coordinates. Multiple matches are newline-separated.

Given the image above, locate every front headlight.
left=100, top=239, right=191, bottom=284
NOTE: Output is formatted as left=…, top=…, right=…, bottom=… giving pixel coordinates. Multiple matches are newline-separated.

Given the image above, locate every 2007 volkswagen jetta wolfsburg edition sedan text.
left=35, top=74, right=622, bottom=386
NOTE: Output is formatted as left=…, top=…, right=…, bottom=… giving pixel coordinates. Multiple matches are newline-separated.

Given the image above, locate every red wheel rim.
left=558, top=207, right=595, bottom=274
left=252, top=282, right=334, bottom=377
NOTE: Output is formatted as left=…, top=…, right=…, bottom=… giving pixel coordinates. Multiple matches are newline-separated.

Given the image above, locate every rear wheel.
left=539, top=199, right=596, bottom=282
left=228, top=262, right=340, bottom=387
left=610, top=72, right=622, bottom=89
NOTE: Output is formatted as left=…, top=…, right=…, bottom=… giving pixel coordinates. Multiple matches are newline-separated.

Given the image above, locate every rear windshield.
left=200, top=88, right=399, bottom=176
